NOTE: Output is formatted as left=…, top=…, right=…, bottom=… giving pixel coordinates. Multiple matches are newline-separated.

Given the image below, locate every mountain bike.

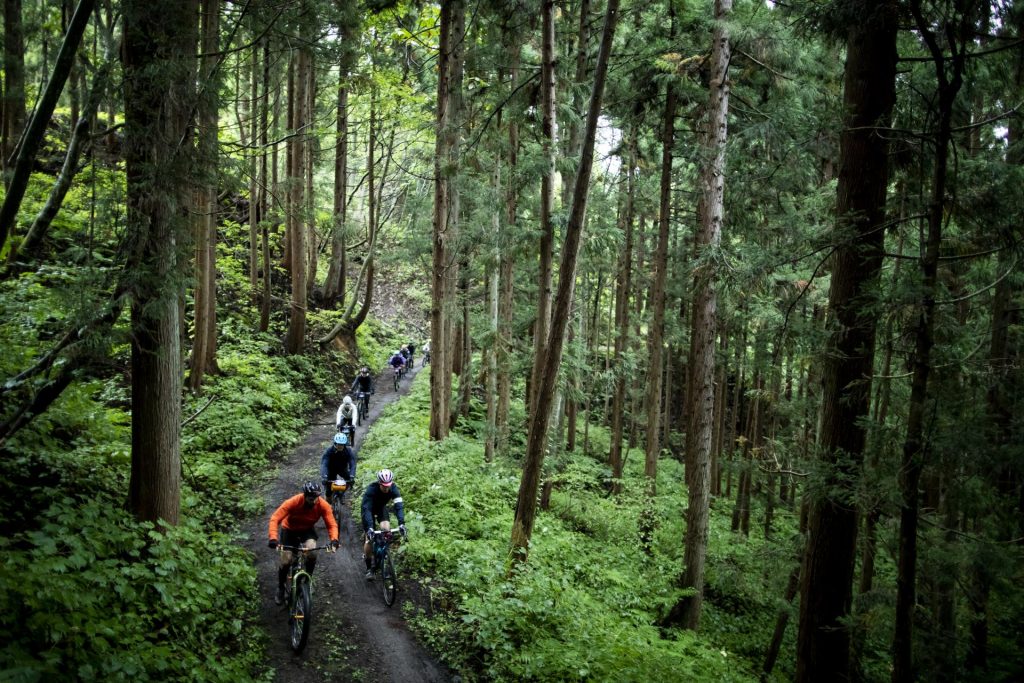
left=279, top=544, right=333, bottom=653
left=356, top=391, right=371, bottom=424
left=393, top=366, right=402, bottom=391
left=422, top=350, right=430, bottom=366
left=327, top=478, right=348, bottom=536
left=368, top=528, right=404, bottom=607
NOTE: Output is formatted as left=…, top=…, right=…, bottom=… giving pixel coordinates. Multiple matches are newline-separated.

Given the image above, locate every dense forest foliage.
left=1, top=0, right=1022, bottom=681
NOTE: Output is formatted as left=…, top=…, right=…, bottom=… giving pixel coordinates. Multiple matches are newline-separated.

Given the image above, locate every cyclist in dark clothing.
left=361, top=469, right=406, bottom=578
left=351, top=366, right=374, bottom=395
left=320, top=432, right=356, bottom=500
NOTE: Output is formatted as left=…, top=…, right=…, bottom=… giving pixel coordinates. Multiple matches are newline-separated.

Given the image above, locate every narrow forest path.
left=239, top=360, right=451, bottom=683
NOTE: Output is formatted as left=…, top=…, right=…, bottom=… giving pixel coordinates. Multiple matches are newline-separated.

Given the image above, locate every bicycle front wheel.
left=331, top=494, right=344, bottom=534
left=393, top=373, right=400, bottom=391
left=289, top=575, right=312, bottom=653
left=381, top=551, right=397, bottom=607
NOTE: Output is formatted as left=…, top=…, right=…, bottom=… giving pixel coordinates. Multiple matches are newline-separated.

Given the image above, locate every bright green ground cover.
left=353, top=370, right=805, bottom=682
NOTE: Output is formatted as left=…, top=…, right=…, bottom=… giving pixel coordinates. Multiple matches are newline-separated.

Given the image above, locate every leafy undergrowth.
left=0, top=337, right=341, bottom=682
left=355, top=372, right=802, bottom=682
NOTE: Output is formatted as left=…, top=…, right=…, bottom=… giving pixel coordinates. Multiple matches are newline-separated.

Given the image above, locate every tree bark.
left=609, top=127, right=636, bottom=493
left=123, top=0, right=198, bottom=526
left=2, top=0, right=25, bottom=181
left=284, top=43, right=311, bottom=354
left=892, top=4, right=968, bottom=679
left=188, top=0, right=220, bottom=391
left=795, top=2, right=897, bottom=679
left=510, top=0, right=619, bottom=564
left=641, top=79, right=677, bottom=496
left=664, top=0, right=730, bottom=630
left=528, top=0, right=557, bottom=416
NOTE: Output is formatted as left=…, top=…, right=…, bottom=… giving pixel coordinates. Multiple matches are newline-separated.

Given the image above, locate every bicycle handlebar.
left=277, top=544, right=335, bottom=553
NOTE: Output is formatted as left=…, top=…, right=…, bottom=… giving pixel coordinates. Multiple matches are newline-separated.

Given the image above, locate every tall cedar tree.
left=123, top=0, right=199, bottom=525
left=796, top=0, right=898, bottom=678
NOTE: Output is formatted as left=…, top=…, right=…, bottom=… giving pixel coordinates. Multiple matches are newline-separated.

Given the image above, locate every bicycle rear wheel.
left=289, top=575, right=312, bottom=652
left=381, top=551, right=397, bottom=606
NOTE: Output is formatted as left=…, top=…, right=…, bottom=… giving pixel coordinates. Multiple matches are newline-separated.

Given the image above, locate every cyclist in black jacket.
left=351, top=366, right=374, bottom=395
left=361, top=469, right=406, bottom=578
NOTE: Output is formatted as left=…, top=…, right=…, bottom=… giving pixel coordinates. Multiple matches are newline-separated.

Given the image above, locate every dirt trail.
left=239, top=360, right=450, bottom=683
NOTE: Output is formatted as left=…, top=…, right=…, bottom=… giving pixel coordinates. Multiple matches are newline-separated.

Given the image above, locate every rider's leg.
left=302, top=537, right=317, bottom=574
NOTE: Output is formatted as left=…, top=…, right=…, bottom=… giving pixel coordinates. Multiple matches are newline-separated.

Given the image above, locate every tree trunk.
left=284, top=43, right=311, bottom=354
left=510, top=0, right=619, bottom=564
left=892, top=5, right=967, bottom=680
left=188, top=0, right=220, bottom=391
left=429, top=0, right=463, bottom=440
left=2, top=0, right=25, bottom=181
left=641, top=78, right=677, bottom=496
left=796, top=2, right=897, bottom=679
left=248, top=39, right=260, bottom=299
left=528, top=0, right=557, bottom=416
left=123, top=0, right=198, bottom=525
left=609, top=126, right=636, bottom=493
left=664, top=0, right=730, bottom=630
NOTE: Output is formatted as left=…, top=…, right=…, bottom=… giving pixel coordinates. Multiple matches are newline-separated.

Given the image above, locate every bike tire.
left=332, top=494, right=344, bottom=534
left=289, top=575, right=312, bottom=653
left=381, top=551, right=397, bottom=607
left=393, top=373, right=400, bottom=391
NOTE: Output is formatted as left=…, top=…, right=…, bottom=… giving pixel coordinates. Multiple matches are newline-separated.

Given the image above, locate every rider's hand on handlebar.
left=399, top=524, right=407, bottom=537
left=268, top=539, right=278, bottom=549
left=330, top=539, right=340, bottom=551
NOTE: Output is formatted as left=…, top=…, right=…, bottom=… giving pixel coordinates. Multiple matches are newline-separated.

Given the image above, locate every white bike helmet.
left=377, top=469, right=394, bottom=486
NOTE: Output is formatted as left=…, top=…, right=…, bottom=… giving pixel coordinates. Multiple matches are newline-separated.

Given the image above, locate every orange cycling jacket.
left=268, top=494, right=339, bottom=542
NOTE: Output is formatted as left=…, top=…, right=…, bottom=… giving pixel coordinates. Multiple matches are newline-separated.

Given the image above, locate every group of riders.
left=388, top=341, right=429, bottom=376
left=266, top=344, right=425, bottom=605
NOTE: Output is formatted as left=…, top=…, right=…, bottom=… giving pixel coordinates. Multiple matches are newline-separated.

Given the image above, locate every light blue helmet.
left=334, top=432, right=348, bottom=445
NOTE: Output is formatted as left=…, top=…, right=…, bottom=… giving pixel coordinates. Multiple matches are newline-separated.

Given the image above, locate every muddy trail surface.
left=239, top=359, right=451, bottom=683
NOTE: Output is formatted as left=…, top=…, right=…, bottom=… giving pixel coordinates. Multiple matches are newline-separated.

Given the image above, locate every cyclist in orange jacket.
left=268, top=481, right=339, bottom=604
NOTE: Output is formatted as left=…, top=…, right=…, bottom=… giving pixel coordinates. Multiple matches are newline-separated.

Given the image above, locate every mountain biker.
left=407, top=341, right=416, bottom=367
left=320, top=432, right=356, bottom=501
left=350, top=366, right=374, bottom=396
left=268, top=481, right=339, bottom=604
left=400, top=345, right=412, bottom=365
left=361, top=469, right=406, bottom=579
left=422, top=340, right=430, bottom=364
left=388, top=350, right=406, bottom=373
left=336, top=395, right=358, bottom=430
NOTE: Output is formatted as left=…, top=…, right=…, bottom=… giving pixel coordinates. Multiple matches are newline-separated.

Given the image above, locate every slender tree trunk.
left=123, top=0, right=197, bottom=525
left=664, top=0, right=730, bottom=630
left=324, top=75, right=349, bottom=304
left=796, top=2, right=897, bottom=679
left=495, top=40, right=519, bottom=457
left=510, top=0, right=619, bottom=564
left=2, top=0, right=25, bottom=181
left=609, top=128, right=636, bottom=492
left=641, top=77, right=676, bottom=496
left=892, top=5, right=967, bottom=680
left=258, top=38, right=271, bottom=333
left=284, top=44, right=311, bottom=354
left=188, top=0, right=220, bottom=391
left=248, top=41, right=260, bottom=298
left=529, top=0, right=557, bottom=415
